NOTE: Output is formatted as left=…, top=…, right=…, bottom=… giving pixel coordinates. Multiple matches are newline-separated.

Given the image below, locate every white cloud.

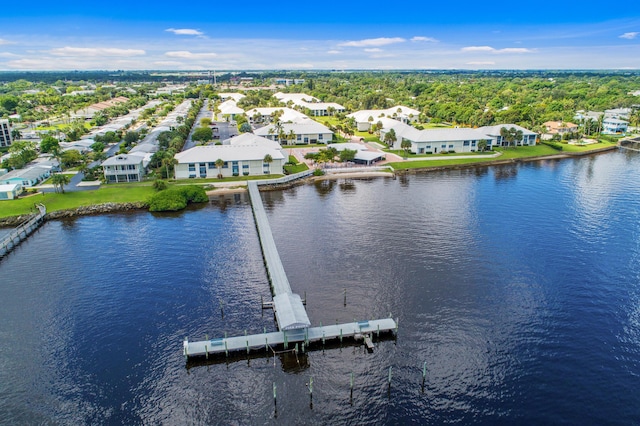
left=411, top=36, right=438, bottom=42
left=165, top=28, right=204, bottom=36
left=364, top=48, right=383, bottom=52
left=49, top=47, right=146, bottom=57
left=461, top=46, right=533, bottom=54
left=461, top=46, right=495, bottom=52
left=164, top=50, right=217, bottom=59
left=338, top=37, right=406, bottom=47
left=0, top=52, right=19, bottom=58
left=327, top=50, right=342, bottom=54
left=467, top=61, right=496, bottom=65
left=0, top=39, right=15, bottom=45
left=619, top=32, right=639, bottom=40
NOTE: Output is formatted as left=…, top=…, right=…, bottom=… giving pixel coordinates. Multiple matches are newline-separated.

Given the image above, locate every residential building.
left=71, top=96, right=129, bottom=119
left=0, top=119, right=12, bottom=147
left=254, top=121, right=333, bottom=145
left=274, top=78, right=305, bottom=86
left=348, top=106, right=421, bottom=131
left=102, top=154, right=145, bottom=183
left=602, top=118, right=628, bottom=134
left=379, top=121, right=536, bottom=154
left=218, top=93, right=246, bottom=102
left=0, top=166, right=51, bottom=187
left=604, top=108, right=632, bottom=120
left=217, top=100, right=245, bottom=121
left=326, top=143, right=385, bottom=165
left=174, top=145, right=285, bottom=179
left=246, top=107, right=308, bottom=124
left=543, top=121, right=579, bottom=134
left=274, top=92, right=345, bottom=116
left=0, top=183, right=22, bottom=200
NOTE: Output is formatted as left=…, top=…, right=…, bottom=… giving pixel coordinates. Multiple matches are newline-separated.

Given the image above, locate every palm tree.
left=273, top=120, right=285, bottom=144
left=400, top=139, right=412, bottom=159
left=263, top=154, right=273, bottom=174
left=383, top=128, right=397, bottom=147
left=215, top=158, right=224, bottom=179
left=162, top=152, right=177, bottom=180
left=51, top=173, right=71, bottom=194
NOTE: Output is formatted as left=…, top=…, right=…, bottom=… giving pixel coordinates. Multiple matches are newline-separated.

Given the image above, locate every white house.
left=348, top=106, right=420, bottom=131
left=217, top=100, right=245, bottom=121
left=380, top=121, right=536, bottom=154
left=0, top=183, right=22, bottom=200
left=604, top=108, right=632, bottom=120
left=218, top=93, right=246, bottom=102
left=102, top=154, right=146, bottom=183
left=602, top=118, right=628, bottom=134
left=273, top=92, right=345, bottom=116
left=174, top=145, right=285, bottom=179
left=246, top=107, right=308, bottom=124
left=254, top=121, right=333, bottom=145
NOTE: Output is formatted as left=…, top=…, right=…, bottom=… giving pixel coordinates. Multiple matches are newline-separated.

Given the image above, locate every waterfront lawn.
left=284, top=161, right=309, bottom=174
left=0, top=186, right=156, bottom=218
left=384, top=149, right=491, bottom=158
left=386, top=145, right=560, bottom=170
left=559, top=141, right=617, bottom=152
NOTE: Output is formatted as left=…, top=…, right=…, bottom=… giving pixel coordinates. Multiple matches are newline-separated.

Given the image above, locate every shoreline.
left=0, top=146, right=621, bottom=226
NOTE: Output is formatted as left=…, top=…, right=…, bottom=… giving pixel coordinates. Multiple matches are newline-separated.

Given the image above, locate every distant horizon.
left=1, top=0, right=638, bottom=71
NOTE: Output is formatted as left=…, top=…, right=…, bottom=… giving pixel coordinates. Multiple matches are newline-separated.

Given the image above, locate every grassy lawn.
left=314, top=116, right=341, bottom=127
left=0, top=186, right=156, bottom=219
left=353, top=131, right=382, bottom=143
left=284, top=162, right=309, bottom=174
left=384, top=149, right=493, bottom=158
left=559, top=141, right=617, bottom=152
left=386, top=145, right=561, bottom=170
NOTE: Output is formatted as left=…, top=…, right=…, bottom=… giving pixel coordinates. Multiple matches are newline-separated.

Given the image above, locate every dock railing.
left=0, top=204, right=47, bottom=258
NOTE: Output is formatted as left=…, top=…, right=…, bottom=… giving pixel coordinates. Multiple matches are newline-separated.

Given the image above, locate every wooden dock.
left=184, top=179, right=398, bottom=360
left=0, top=204, right=46, bottom=259
left=184, top=318, right=397, bottom=358
left=247, top=181, right=310, bottom=330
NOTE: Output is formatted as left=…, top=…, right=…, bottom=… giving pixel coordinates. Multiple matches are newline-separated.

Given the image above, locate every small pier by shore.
left=0, top=204, right=46, bottom=259
left=184, top=178, right=397, bottom=360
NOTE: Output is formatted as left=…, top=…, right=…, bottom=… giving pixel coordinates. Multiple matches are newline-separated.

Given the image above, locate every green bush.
left=541, top=141, right=563, bottom=151
left=148, top=190, right=187, bottom=211
left=313, top=168, right=325, bottom=176
left=153, top=180, right=168, bottom=191
left=148, top=185, right=208, bottom=212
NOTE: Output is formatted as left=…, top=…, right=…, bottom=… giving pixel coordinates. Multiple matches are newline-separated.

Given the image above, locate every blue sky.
left=0, top=0, right=639, bottom=70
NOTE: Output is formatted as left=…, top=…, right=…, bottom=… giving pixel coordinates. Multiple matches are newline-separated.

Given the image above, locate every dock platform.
left=184, top=318, right=397, bottom=358
left=184, top=180, right=398, bottom=360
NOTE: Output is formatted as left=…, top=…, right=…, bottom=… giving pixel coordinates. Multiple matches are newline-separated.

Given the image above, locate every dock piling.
left=343, top=288, right=347, bottom=306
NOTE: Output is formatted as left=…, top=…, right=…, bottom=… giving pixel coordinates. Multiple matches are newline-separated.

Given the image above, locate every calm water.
left=1, top=150, right=640, bottom=424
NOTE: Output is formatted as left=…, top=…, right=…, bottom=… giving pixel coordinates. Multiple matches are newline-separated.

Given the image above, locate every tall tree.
left=383, top=128, right=397, bottom=147
left=215, top=158, right=224, bottom=179
left=51, top=173, right=71, bottom=194
left=263, top=154, right=273, bottom=174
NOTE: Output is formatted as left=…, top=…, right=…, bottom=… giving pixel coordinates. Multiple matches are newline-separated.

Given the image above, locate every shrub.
left=148, top=185, right=208, bottom=211
left=153, top=180, right=168, bottom=191
left=541, top=141, right=563, bottom=151
left=313, top=168, right=325, bottom=176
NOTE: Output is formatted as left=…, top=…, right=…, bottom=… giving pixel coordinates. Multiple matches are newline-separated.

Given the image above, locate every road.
left=182, top=100, right=211, bottom=151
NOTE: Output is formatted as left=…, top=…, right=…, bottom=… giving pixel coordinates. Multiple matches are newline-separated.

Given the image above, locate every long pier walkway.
left=184, top=177, right=396, bottom=359
left=0, top=204, right=46, bottom=259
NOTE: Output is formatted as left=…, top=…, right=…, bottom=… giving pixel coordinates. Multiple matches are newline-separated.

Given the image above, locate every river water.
left=1, top=150, right=639, bottom=424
